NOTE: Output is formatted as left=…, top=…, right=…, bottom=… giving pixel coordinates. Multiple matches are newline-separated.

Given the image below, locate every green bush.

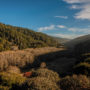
left=85, top=58, right=90, bottom=63
left=0, top=85, right=9, bottom=90
left=32, top=68, right=60, bottom=83
left=73, top=62, right=90, bottom=75
left=0, top=72, right=26, bottom=89
left=20, top=77, right=60, bottom=90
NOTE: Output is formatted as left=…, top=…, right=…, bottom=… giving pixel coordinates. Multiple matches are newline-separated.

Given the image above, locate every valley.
left=0, top=23, right=89, bottom=90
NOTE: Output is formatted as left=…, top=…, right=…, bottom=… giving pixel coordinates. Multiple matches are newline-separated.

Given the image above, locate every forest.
left=0, top=23, right=59, bottom=51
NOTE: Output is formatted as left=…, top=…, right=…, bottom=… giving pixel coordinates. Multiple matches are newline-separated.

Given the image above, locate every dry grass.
left=32, top=68, right=60, bottom=83
left=6, top=66, right=21, bottom=74
left=20, top=77, right=60, bottom=90
left=0, top=47, right=63, bottom=71
left=60, top=74, right=90, bottom=90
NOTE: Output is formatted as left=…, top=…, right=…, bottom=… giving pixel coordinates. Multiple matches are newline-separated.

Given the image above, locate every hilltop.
left=0, top=23, right=60, bottom=51
left=65, top=34, right=90, bottom=49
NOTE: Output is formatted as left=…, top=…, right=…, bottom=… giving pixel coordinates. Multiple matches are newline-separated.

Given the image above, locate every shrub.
left=20, top=77, right=60, bottom=90
left=32, top=68, right=60, bottom=83
left=85, top=58, right=90, bottom=63
left=0, top=47, right=60, bottom=71
left=0, top=85, right=9, bottom=90
left=40, top=62, right=46, bottom=68
left=73, top=62, right=90, bottom=75
left=60, top=75, right=90, bottom=90
left=77, top=75, right=90, bottom=88
left=6, top=66, right=21, bottom=74
left=0, top=72, right=26, bottom=89
left=23, top=72, right=32, bottom=78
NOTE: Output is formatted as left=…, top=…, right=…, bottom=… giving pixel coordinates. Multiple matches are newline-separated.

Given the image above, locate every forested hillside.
left=65, top=34, right=90, bottom=49
left=0, top=23, right=59, bottom=51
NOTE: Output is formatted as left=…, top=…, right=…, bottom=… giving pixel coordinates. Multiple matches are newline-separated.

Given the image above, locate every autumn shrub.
left=32, top=68, right=60, bottom=83
left=19, top=77, right=60, bottom=90
left=23, top=72, right=32, bottom=78
left=60, top=75, right=90, bottom=90
left=0, top=72, right=26, bottom=89
left=6, top=66, right=21, bottom=74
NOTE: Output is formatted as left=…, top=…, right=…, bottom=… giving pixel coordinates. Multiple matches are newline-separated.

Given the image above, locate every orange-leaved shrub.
left=23, top=72, right=32, bottom=78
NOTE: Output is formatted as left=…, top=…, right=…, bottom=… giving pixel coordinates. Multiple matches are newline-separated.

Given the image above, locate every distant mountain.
left=0, top=23, right=60, bottom=51
left=53, top=37, right=70, bottom=44
left=65, top=34, right=90, bottom=49
left=74, top=39, right=90, bottom=55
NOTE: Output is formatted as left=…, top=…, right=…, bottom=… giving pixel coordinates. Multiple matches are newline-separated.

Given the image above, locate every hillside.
left=53, top=37, right=70, bottom=44
left=74, top=40, right=90, bottom=55
left=0, top=23, right=59, bottom=51
left=64, top=34, right=90, bottom=49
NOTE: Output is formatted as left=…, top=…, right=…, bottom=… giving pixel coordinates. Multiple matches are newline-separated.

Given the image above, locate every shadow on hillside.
left=21, top=49, right=76, bottom=77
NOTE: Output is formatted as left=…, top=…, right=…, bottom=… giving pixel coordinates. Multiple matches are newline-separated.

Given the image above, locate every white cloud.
left=38, top=24, right=67, bottom=32
left=38, top=25, right=55, bottom=32
left=75, top=4, right=90, bottom=20
left=55, top=16, right=68, bottom=19
left=63, top=0, right=90, bottom=4
left=68, top=27, right=90, bottom=33
left=51, top=33, right=84, bottom=39
left=57, top=25, right=66, bottom=28
left=38, top=24, right=90, bottom=38
left=63, top=0, right=90, bottom=20
left=70, top=5, right=82, bottom=9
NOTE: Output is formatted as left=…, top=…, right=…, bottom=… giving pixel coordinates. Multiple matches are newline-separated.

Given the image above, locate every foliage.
left=0, top=47, right=60, bottom=71
left=73, top=53, right=90, bottom=76
left=6, top=66, right=21, bottom=74
left=32, top=68, right=60, bottom=83
left=18, top=77, right=60, bottom=90
left=60, top=75, right=90, bottom=90
left=0, top=23, right=59, bottom=51
left=0, top=85, right=9, bottom=90
left=40, top=62, right=46, bottom=68
left=0, top=72, right=26, bottom=89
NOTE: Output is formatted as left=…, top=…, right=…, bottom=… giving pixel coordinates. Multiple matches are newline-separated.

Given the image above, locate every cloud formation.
left=68, top=27, right=90, bottom=33
left=52, top=33, right=84, bottom=39
left=55, top=16, right=68, bottom=19
left=38, top=24, right=90, bottom=34
left=38, top=25, right=66, bottom=32
left=57, top=25, right=66, bottom=28
left=63, top=0, right=90, bottom=20
left=38, top=25, right=55, bottom=32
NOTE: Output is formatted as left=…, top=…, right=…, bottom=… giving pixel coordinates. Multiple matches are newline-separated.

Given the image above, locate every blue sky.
left=0, top=0, right=90, bottom=39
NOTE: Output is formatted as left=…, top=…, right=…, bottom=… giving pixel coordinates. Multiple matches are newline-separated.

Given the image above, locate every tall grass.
left=0, top=47, right=62, bottom=71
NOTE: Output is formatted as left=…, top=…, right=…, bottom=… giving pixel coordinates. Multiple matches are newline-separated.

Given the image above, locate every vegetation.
left=0, top=72, right=26, bottom=89
left=0, top=23, right=59, bottom=51
left=19, top=77, right=60, bottom=90
left=73, top=53, right=90, bottom=76
left=0, top=23, right=90, bottom=90
left=0, top=47, right=61, bottom=71
left=6, top=66, right=21, bottom=74
left=60, top=75, right=90, bottom=90
left=32, top=68, right=60, bottom=83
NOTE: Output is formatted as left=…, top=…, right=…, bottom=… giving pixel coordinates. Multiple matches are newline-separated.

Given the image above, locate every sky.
left=0, top=0, right=90, bottom=39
